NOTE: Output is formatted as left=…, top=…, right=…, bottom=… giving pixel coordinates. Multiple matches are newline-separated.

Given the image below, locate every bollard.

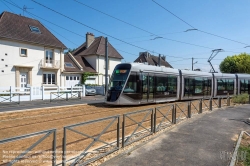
left=227, top=97, right=230, bottom=106
left=199, top=99, right=202, bottom=114
left=209, top=98, right=212, bottom=111
left=188, top=102, right=191, bottom=118
left=218, top=98, right=221, bottom=108
left=172, top=105, right=176, bottom=124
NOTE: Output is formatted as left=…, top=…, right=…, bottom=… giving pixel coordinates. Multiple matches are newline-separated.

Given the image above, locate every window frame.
left=20, top=48, right=28, bottom=57
left=43, top=73, right=56, bottom=85
left=29, top=25, right=41, bottom=34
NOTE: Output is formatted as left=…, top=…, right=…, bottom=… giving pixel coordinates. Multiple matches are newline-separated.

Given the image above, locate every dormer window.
left=29, top=25, right=41, bottom=33
left=65, top=62, right=75, bottom=68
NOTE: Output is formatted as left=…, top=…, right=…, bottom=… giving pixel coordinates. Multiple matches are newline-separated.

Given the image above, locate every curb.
left=230, top=131, right=250, bottom=166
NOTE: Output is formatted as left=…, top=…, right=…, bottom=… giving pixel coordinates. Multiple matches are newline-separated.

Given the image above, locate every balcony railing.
left=39, top=59, right=60, bottom=69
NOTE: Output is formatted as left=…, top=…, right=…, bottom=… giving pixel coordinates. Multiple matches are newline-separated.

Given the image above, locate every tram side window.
left=204, top=78, right=212, bottom=96
left=155, top=76, right=167, bottom=92
left=194, top=77, right=203, bottom=95
left=240, top=79, right=249, bottom=94
left=124, top=73, right=139, bottom=93
left=217, top=79, right=234, bottom=93
left=154, top=75, right=177, bottom=97
left=184, top=78, right=194, bottom=97
left=168, top=76, right=177, bottom=96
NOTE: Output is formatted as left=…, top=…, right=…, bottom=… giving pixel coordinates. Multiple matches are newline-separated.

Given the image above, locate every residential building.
left=134, top=52, right=173, bottom=68
left=64, top=32, right=123, bottom=86
left=0, top=11, right=66, bottom=90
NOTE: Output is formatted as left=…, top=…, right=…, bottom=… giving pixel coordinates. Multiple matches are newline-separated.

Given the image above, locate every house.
left=134, top=52, right=173, bottom=68
left=63, top=32, right=123, bottom=86
left=0, top=11, right=67, bottom=90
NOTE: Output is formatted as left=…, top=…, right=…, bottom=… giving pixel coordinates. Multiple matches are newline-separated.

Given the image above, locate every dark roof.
left=72, top=36, right=123, bottom=59
left=134, top=52, right=173, bottom=68
left=0, top=11, right=66, bottom=49
left=64, top=53, right=96, bottom=73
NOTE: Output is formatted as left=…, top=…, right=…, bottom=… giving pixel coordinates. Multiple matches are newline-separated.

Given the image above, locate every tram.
left=105, top=63, right=250, bottom=105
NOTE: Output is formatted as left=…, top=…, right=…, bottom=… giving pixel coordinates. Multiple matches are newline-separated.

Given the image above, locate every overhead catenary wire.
left=0, top=0, right=14, bottom=12
left=31, top=0, right=216, bottom=59
left=4, top=0, right=237, bottom=60
left=151, top=0, right=250, bottom=46
left=2, top=0, right=246, bottom=64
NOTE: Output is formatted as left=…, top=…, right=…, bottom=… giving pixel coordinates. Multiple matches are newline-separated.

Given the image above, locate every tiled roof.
left=72, top=36, right=123, bottom=59
left=64, top=53, right=96, bottom=73
left=0, top=11, right=66, bottom=49
left=134, top=52, right=173, bottom=68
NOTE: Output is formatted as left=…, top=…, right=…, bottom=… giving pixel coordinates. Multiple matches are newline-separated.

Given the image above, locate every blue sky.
left=1, top=0, right=250, bottom=72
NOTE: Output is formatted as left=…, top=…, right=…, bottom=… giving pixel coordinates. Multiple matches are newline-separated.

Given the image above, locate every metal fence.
left=62, top=115, right=120, bottom=166
left=154, top=104, right=174, bottom=132
left=50, top=91, right=81, bottom=102
left=0, top=129, right=56, bottom=166
left=1, top=96, right=245, bottom=166
left=122, top=108, right=154, bottom=147
left=0, top=93, right=20, bottom=105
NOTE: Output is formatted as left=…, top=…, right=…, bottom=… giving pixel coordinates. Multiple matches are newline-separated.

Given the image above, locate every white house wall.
left=0, top=39, right=63, bottom=87
left=97, top=56, right=121, bottom=85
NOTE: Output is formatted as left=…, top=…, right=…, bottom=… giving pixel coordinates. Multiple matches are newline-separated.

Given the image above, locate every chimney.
left=158, top=54, right=161, bottom=66
left=86, top=32, right=95, bottom=48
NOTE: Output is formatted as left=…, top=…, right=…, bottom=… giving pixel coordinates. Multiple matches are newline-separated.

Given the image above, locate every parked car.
left=75, top=84, right=96, bottom=96
left=85, top=86, right=96, bottom=96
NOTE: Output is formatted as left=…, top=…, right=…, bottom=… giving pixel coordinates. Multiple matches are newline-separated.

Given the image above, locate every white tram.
left=105, top=63, right=250, bottom=105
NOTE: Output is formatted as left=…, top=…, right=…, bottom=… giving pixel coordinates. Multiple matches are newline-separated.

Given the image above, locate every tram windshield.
left=108, top=64, right=131, bottom=91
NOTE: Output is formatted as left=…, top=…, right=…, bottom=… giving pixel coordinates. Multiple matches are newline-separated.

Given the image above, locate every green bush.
left=232, top=93, right=249, bottom=104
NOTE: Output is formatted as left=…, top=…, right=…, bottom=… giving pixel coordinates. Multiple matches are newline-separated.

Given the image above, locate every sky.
left=1, top=0, right=250, bottom=72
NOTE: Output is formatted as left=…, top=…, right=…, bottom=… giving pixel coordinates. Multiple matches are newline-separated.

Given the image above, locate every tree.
left=219, top=53, right=250, bottom=74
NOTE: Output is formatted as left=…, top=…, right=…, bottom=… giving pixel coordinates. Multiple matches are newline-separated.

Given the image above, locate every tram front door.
left=141, top=73, right=154, bottom=103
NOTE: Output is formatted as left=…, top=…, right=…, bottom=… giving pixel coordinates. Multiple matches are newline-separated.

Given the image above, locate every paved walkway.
left=102, top=105, right=250, bottom=166
left=0, top=95, right=105, bottom=113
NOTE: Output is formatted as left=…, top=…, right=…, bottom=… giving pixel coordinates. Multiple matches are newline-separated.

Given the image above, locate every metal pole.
left=192, top=57, right=193, bottom=71
left=105, top=37, right=108, bottom=95
left=52, top=130, right=56, bottom=166
left=249, top=95, right=250, bottom=104
left=218, top=98, right=221, bottom=108
left=62, top=128, right=66, bottom=166
left=209, top=98, right=212, bottom=111
left=227, top=97, right=230, bottom=106
left=122, top=115, right=125, bottom=148
left=154, top=108, right=157, bottom=133
left=117, top=116, right=120, bottom=148
left=172, top=105, right=176, bottom=124
left=188, top=102, right=191, bottom=118
left=151, top=109, right=154, bottom=133
left=199, top=99, right=202, bottom=114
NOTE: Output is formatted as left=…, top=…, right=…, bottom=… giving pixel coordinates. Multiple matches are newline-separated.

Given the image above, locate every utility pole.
left=192, top=57, right=197, bottom=71
left=105, top=37, right=108, bottom=95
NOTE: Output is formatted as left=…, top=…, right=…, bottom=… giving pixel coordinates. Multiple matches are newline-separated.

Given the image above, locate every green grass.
left=232, top=93, right=249, bottom=104
left=238, top=145, right=250, bottom=165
